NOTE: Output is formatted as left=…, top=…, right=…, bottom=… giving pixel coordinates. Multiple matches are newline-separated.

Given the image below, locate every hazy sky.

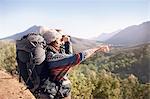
left=0, top=0, right=149, bottom=39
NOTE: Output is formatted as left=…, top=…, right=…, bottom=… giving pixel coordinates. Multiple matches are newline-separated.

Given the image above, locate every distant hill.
left=1, top=25, right=100, bottom=52
left=106, top=21, right=150, bottom=46
left=92, top=30, right=121, bottom=41
left=1, top=25, right=56, bottom=40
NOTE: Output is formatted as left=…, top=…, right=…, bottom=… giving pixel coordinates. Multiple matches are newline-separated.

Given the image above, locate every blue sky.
left=0, top=0, right=149, bottom=39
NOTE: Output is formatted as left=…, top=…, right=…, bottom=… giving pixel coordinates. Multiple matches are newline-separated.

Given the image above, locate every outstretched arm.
left=46, top=45, right=110, bottom=81
left=46, top=45, right=110, bottom=69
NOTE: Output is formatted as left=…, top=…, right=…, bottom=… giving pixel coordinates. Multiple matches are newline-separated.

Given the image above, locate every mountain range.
left=1, top=21, right=150, bottom=49
left=96, top=21, right=150, bottom=46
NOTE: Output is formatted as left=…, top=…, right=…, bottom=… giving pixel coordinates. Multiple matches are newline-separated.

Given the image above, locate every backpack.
left=16, top=33, right=47, bottom=92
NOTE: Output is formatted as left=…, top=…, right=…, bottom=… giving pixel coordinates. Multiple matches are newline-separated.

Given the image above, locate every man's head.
left=43, top=30, right=64, bottom=50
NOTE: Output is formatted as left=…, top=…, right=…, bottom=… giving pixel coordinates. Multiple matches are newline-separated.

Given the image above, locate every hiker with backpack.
left=40, top=31, right=110, bottom=99
left=16, top=31, right=109, bottom=99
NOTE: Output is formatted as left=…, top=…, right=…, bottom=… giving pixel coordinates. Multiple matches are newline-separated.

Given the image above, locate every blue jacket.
left=46, top=46, right=86, bottom=82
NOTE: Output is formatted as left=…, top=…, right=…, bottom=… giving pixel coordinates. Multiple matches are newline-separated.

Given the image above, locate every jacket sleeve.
left=46, top=52, right=87, bottom=69
left=46, top=48, right=98, bottom=69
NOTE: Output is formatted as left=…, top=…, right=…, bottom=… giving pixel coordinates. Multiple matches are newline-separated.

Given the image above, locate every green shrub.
left=0, top=41, right=16, bottom=72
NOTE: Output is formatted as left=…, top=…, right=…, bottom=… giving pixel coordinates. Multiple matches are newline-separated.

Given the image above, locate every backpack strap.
left=26, top=52, right=41, bottom=92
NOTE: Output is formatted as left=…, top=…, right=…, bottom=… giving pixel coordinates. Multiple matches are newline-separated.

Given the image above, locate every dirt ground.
left=0, top=70, right=35, bottom=99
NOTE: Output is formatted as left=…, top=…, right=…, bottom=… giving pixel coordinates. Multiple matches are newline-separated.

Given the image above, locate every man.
left=41, top=30, right=109, bottom=99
